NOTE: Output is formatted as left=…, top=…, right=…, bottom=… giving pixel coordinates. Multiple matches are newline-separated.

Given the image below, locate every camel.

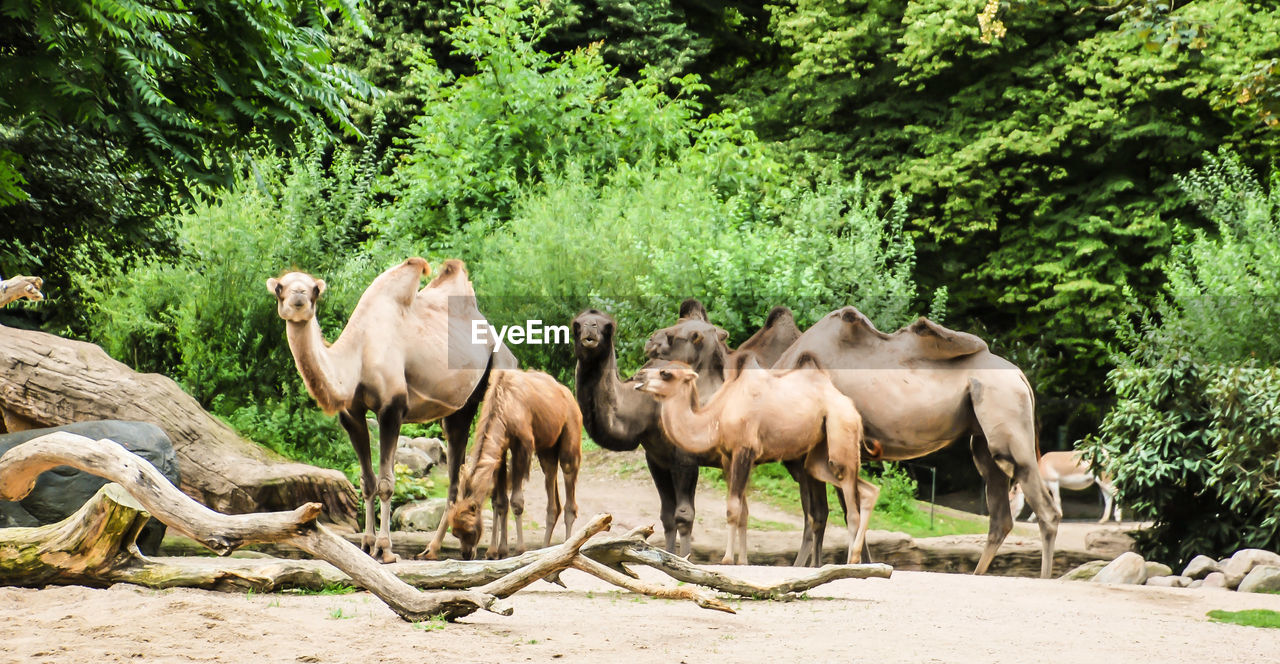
left=635, top=355, right=880, bottom=565
left=446, top=369, right=581, bottom=560
left=0, top=275, right=43, bottom=307
left=773, top=306, right=1061, bottom=578
left=1009, top=450, right=1121, bottom=523
left=267, top=257, right=516, bottom=563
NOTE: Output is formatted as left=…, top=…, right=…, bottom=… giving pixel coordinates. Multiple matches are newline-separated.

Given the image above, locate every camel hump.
left=837, top=306, right=892, bottom=341
left=794, top=351, right=825, bottom=372
left=904, top=317, right=989, bottom=360
left=764, top=306, right=793, bottom=328
left=427, top=259, right=468, bottom=287
left=730, top=350, right=764, bottom=376
left=404, top=257, right=430, bottom=276
left=679, top=298, right=709, bottom=321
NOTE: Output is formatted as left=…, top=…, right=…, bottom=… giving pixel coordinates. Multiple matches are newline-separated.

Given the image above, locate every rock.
left=1144, top=561, right=1173, bottom=579
left=393, top=498, right=448, bottom=532
left=1222, top=549, right=1280, bottom=589
left=1086, top=530, right=1136, bottom=557
left=0, top=420, right=180, bottom=555
left=1145, top=575, right=1190, bottom=588
left=1201, top=572, right=1228, bottom=589
left=1188, top=579, right=1203, bottom=589
left=1060, top=560, right=1111, bottom=581
left=1092, top=552, right=1149, bottom=585
left=1238, top=565, right=1280, bottom=594
left=1181, top=554, right=1221, bottom=580
left=395, top=437, right=446, bottom=476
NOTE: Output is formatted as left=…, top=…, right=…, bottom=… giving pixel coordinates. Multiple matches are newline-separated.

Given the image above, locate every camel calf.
left=636, top=354, right=879, bottom=565
left=447, top=370, right=582, bottom=560
left=1010, top=450, right=1120, bottom=523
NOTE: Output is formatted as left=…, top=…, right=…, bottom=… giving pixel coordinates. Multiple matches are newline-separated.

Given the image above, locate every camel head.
left=645, top=317, right=729, bottom=366
left=447, top=496, right=483, bottom=560
left=633, top=363, right=698, bottom=399
left=572, top=309, right=616, bottom=359
left=266, top=271, right=326, bottom=323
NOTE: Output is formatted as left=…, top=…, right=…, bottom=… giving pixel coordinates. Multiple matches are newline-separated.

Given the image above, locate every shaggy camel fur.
left=774, top=307, right=1061, bottom=578
left=635, top=356, right=879, bottom=565
left=268, top=258, right=515, bottom=563
left=0, top=275, right=43, bottom=307
left=447, top=370, right=582, bottom=560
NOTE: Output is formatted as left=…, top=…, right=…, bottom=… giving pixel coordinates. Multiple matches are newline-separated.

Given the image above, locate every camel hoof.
left=361, top=534, right=376, bottom=554
left=720, top=555, right=734, bottom=566
left=415, top=548, right=439, bottom=561
left=372, top=537, right=397, bottom=563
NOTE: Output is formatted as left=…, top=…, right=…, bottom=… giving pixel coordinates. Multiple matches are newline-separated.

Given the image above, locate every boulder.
left=1060, top=560, right=1111, bottom=582
left=395, top=437, right=446, bottom=476
left=1181, top=554, right=1220, bottom=580
left=1222, top=549, right=1280, bottom=589
left=1188, top=579, right=1203, bottom=589
left=0, top=420, right=180, bottom=554
left=1143, top=561, right=1173, bottom=579
left=1145, top=575, right=1190, bottom=588
left=393, top=498, right=448, bottom=532
left=1237, top=565, right=1280, bottom=594
left=1092, top=552, right=1148, bottom=585
left=1201, top=572, right=1228, bottom=590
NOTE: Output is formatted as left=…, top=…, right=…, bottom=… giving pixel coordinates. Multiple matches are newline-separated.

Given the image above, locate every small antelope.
left=1010, top=450, right=1121, bottom=523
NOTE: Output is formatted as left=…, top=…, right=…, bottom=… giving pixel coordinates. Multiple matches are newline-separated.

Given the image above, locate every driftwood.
left=0, top=433, right=891, bottom=620
left=0, top=325, right=358, bottom=524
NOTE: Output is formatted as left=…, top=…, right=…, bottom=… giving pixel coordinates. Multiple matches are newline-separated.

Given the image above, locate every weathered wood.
left=0, top=325, right=358, bottom=523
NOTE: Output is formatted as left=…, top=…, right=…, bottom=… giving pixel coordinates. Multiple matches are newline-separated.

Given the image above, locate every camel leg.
left=785, top=461, right=830, bottom=567
left=724, top=448, right=755, bottom=565
left=671, top=462, right=699, bottom=558
left=488, top=456, right=510, bottom=560
left=558, top=426, right=580, bottom=542
left=373, top=400, right=405, bottom=564
left=420, top=360, right=492, bottom=559
left=645, top=455, right=680, bottom=553
left=970, top=434, right=1015, bottom=576
left=509, top=443, right=531, bottom=555
left=538, top=451, right=561, bottom=548
left=338, top=409, right=376, bottom=555
left=845, top=478, right=879, bottom=564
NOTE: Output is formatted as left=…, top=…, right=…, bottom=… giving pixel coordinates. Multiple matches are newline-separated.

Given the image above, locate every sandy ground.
left=7, top=447, right=1264, bottom=663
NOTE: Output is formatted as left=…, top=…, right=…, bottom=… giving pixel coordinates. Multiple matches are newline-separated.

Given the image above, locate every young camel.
left=635, top=355, right=879, bottom=565
left=447, top=370, right=582, bottom=560
left=267, top=258, right=515, bottom=563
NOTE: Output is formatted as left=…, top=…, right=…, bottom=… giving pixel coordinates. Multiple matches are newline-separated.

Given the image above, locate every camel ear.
left=717, top=328, right=728, bottom=342
left=685, top=371, right=699, bottom=382
left=690, top=330, right=703, bottom=345
left=313, top=279, right=327, bottom=297
left=266, top=277, right=280, bottom=295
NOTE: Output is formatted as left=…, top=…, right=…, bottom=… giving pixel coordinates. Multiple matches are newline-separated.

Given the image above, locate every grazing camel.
left=0, top=275, right=43, bottom=307
left=635, top=355, right=879, bottom=565
left=267, top=258, right=515, bottom=563
left=446, top=369, right=582, bottom=560
left=1009, top=450, right=1121, bottom=523
left=773, top=307, right=1061, bottom=578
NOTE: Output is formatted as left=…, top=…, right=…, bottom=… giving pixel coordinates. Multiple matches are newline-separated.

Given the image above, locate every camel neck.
left=657, top=383, right=717, bottom=455
left=575, top=345, right=645, bottom=451
left=285, top=317, right=361, bottom=414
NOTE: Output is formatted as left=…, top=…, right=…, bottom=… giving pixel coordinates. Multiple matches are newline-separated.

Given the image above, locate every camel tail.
left=1018, top=369, right=1041, bottom=461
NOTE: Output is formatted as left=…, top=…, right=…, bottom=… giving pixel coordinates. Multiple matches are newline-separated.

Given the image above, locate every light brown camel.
left=267, top=258, right=515, bottom=563
left=0, top=275, right=43, bottom=307
left=635, top=355, right=879, bottom=565
left=773, top=307, right=1061, bottom=578
left=446, top=369, right=581, bottom=560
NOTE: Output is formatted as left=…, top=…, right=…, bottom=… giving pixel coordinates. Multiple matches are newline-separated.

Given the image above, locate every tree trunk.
left=0, top=325, right=358, bottom=524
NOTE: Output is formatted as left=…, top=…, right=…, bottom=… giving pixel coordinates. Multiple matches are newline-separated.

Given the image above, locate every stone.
left=1086, top=530, right=1136, bottom=557
left=1222, top=549, right=1280, bottom=589
left=1201, top=572, right=1228, bottom=589
left=1238, top=565, right=1280, bottom=594
left=1188, top=579, right=1203, bottom=589
left=0, top=420, right=180, bottom=555
left=395, top=437, right=446, bottom=476
left=393, top=498, right=448, bottom=532
left=1145, top=575, right=1190, bottom=588
left=1060, top=560, right=1111, bottom=581
left=1181, top=554, right=1221, bottom=580
left=1144, top=561, right=1173, bottom=579
left=1092, top=552, right=1149, bottom=585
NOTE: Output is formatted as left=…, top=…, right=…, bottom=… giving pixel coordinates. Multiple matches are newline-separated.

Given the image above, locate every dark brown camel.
left=446, top=370, right=581, bottom=560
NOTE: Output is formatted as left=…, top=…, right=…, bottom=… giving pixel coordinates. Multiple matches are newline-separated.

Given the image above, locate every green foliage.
left=1207, top=609, right=1280, bottom=629
left=0, top=0, right=375, bottom=192
left=1084, top=151, right=1280, bottom=567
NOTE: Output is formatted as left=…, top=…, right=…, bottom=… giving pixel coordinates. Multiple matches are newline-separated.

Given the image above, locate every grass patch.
left=282, top=582, right=357, bottom=596
left=747, top=516, right=799, bottom=532
left=1207, top=609, right=1280, bottom=629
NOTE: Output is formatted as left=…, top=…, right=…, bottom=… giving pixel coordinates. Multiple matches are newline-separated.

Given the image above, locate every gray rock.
left=1060, top=560, right=1111, bottom=581
left=1188, top=579, right=1203, bottom=589
left=0, top=420, right=180, bottom=555
left=1181, top=554, right=1221, bottom=580
left=1201, top=572, right=1228, bottom=589
left=1222, top=549, right=1280, bottom=589
left=1144, top=561, right=1173, bottom=579
left=393, top=498, right=448, bottom=532
left=1238, top=565, right=1280, bottom=594
left=1093, top=552, right=1149, bottom=585
left=1145, top=575, right=1190, bottom=588
left=394, top=436, right=447, bottom=476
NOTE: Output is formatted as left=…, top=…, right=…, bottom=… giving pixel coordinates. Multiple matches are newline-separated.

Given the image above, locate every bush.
left=1083, top=150, right=1280, bottom=567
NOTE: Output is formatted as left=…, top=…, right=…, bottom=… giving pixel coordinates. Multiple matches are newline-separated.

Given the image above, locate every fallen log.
left=0, top=325, right=358, bottom=524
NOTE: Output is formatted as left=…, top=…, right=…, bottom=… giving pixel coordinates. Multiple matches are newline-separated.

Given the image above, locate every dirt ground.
left=6, top=447, right=1275, bottom=663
